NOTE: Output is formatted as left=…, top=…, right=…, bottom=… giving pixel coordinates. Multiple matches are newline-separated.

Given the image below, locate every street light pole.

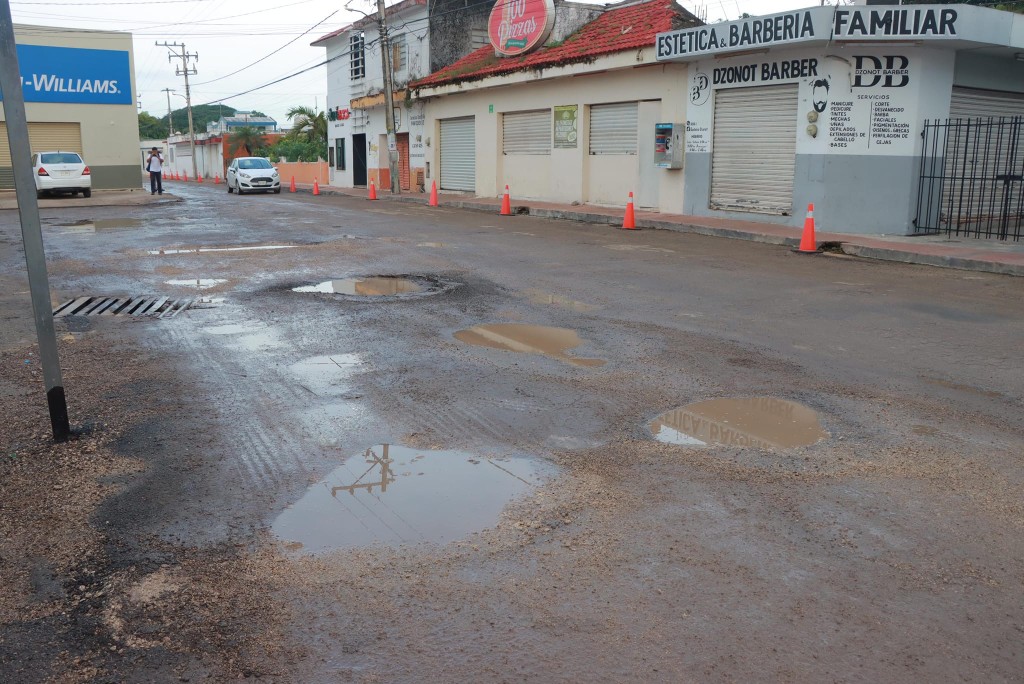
left=376, top=0, right=401, bottom=195
left=0, top=1, right=71, bottom=441
left=162, top=87, right=174, bottom=140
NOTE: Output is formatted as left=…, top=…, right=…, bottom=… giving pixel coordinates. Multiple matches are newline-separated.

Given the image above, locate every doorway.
left=397, top=133, right=410, bottom=191
left=353, top=133, right=367, bottom=187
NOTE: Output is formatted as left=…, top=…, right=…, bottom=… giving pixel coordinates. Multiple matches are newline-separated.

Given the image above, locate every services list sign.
left=0, top=45, right=132, bottom=105
left=657, top=5, right=964, bottom=61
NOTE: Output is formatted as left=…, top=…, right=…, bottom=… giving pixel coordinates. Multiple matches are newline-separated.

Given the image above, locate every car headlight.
left=240, top=172, right=251, bottom=179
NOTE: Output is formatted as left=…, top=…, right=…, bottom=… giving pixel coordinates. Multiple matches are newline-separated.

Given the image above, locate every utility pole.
left=156, top=41, right=198, bottom=180
left=0, top=2, right=71, bottom=441
left=162, top=87, right=174, bottom=140
left=375, top=0, right=401, bottom=194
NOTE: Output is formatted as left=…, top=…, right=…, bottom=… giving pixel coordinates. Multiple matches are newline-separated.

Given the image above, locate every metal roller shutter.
left=440, top=117, right=475, bottom=192
left=589, top=102, right=637, bottom=155
left=711, top=84, right=798, bottom=215
left=950, top=87, right=1024, bottom=119
left=942, top=88, right=1024, bottom=229
left=0, top=122, right=83, bottom=189
left=503, top=110, right=551, bottom=155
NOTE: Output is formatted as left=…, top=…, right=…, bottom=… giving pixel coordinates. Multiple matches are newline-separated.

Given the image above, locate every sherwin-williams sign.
left=0, top=45, right=131, bottom=105
left=488, top=0, right=556, bottom=57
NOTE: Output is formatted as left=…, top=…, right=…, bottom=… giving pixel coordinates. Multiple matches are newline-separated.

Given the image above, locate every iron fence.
left=915, top=116, right=1024, bottom=241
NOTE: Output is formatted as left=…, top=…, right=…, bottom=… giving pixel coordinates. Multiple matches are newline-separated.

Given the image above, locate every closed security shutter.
left=0, top=122, right=83, bottom=189
left=950, top=87, right=1024, bottom=119
left=589, top=102, right=637, bottom=155
left=711, top=84, right=798, bottom=215
left=440, top=117, right=475, bottom=192
left=503, top=110, right=550, bottom=155
left=943, top=88, right=1024, bottom=226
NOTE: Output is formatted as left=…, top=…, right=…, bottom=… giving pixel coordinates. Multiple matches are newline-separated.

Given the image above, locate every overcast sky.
left=10, top=0, right=813, bottom=130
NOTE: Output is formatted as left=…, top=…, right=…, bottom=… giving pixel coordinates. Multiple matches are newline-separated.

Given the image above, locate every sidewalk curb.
left=301, top=185, right=1024, bottom=277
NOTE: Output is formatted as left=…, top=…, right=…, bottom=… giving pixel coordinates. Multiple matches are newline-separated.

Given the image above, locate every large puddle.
left=52, top=218, right=143, bottom=233
left=650, top=397, right=827, bottom=449
left=454, top=323, right=605, bottom=367
left=294, top=277, right=424, bottom=296
left=272, top=444, right=552, bottom=552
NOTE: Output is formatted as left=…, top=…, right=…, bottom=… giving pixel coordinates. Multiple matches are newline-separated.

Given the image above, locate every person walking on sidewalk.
left=147, top=147, right=164, bottom=195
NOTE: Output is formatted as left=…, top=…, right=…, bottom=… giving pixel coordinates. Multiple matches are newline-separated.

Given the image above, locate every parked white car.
left=33, top=151, right=91, bottom=198
left=226, top=157, right=281, bottom=195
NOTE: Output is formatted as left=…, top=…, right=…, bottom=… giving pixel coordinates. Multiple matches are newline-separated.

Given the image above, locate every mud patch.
left=651, top=397, right=827, bottom=449
left=272, top=444, right=553, bottom=552
left=454, top=323, right=605, bottom=367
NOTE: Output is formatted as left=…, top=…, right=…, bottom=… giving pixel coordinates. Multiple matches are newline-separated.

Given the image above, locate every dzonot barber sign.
left=657, top=5, right=975, bottom=61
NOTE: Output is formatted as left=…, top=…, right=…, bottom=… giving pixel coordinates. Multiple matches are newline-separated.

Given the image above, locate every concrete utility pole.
left=0, top=1, right=71, bottom=441
left=162, top=87, right=175, bottom=140
left=157, top=41, right=198, bottom=180
left=376, top=0, right=401, bottom=194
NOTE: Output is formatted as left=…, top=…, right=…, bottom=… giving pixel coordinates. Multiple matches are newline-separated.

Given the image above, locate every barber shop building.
left=656, top=3, right=1024, bottom=238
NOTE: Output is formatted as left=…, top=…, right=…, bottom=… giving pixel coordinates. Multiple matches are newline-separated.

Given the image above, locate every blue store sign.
left=0, top=44, right=132, bottom=105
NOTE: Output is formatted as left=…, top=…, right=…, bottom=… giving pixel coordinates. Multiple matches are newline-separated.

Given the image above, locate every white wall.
left=422, top=61, right=690, bottom=211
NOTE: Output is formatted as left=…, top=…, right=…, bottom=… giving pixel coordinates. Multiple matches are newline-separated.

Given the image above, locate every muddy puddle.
left=202, top=322, right=282, bottom=351
left=148, top=245, right=295, bottom=255
left=164, top=279, right=227, bottom=289
left=651, top=397, right=827, bottom=449
left=294, top=277, right=424, bottom=296
left=454, top=323, right=605, bottom=367
left=289, top=354, right=361, bottom=397
left=52, top=218, right=143, bottom=233
left=273, top=444, right=553, bottom=552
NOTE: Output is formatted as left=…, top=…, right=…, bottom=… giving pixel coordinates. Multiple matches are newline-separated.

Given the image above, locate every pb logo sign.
left=853, top=56, right=909, bottom=88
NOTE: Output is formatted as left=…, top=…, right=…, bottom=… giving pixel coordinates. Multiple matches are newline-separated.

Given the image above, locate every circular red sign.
left=488, top=0, right=556, bottom=57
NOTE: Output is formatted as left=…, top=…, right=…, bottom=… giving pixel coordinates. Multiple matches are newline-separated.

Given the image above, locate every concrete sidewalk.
left=297, top=182, right=1024, bottom=277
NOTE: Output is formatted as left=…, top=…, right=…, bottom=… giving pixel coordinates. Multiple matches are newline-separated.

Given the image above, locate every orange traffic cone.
left=429, top=180, right=438, bottom=207
left=197, top=173, right=204, bottom=183
left=183, top=172, right=188, bottom=182
left=500, top=185, right=511, bottom=216
left=214, top=173, right=221, bottom=184
left=368, top=181, right=378, bottom=200
left=313, top=180, right=320, bottom=196
left=289, top=176, right=297, bottom=193
left=622, top=192, right=637, bottom=230
left=795, top=203, right=820, bottom=253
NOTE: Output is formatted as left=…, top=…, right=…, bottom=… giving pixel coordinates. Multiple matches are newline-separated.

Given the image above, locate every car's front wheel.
left=227, top=182, right=233, bottom=194
left=273, top=187, right=281, bottom=194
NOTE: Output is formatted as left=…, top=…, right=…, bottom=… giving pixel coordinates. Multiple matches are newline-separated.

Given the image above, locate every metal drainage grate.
left=53, top=296, right=194, bottom=319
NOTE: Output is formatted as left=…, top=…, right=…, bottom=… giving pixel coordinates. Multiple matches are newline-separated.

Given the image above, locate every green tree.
left=285, top=106, right=328, bottom=144
left=265, top=138, right=324, bottom=162
left=138, top=111, right=166, bottom=139
left=167, top=104, right=238, bottom=136
left=227, top=126, right=267, bottom=157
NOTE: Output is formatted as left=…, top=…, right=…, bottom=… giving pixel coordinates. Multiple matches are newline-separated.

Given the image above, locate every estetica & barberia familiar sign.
left=656, top=4, right=1007, bottom=61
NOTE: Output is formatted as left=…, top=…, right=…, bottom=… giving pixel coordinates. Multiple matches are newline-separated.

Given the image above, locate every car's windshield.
left=238, top=158, right=272, bottom=170
left=40, top=153, right=82, bottom=164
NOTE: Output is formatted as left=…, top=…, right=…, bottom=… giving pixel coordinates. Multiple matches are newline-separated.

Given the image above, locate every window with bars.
left=350, top=32, right=365, bottom=80
left=391, top=35, right=407, bottom=73
left=335, top=138, right=346, bottom=171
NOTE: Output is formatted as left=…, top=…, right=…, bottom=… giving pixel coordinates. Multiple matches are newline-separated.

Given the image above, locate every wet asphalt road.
left=1, top=182, right=1022, bottom=681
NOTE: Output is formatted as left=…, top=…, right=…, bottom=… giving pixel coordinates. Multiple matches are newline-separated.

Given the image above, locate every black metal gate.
left=915, top=117, right=1024, bottom=241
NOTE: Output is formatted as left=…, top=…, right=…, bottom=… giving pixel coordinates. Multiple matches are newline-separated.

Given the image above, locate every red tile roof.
left=411, top=0, right=699, bottom=90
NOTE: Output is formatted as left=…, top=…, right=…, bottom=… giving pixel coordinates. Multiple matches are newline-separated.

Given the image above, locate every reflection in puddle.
left=293, top=277, right=424, bottom=296
left=149, top=245, right=296, bottom=255
left=165, top=279, right=227, bottom=289
left=651, top=397, right=827, bottom=449
left=273, top=444, right=552, bottom=552
left=526, top=289, right=598, bottom=312
left=454, top=323, right=605, bottom=367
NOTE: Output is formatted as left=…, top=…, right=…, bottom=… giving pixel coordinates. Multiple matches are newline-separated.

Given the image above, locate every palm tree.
left=227, top=126, right=266, bottom=157
left=286, top=106, right=328, bottom=145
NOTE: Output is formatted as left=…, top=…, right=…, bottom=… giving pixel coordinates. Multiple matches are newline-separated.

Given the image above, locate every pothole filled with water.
left=292, top=275, right=455, bottom=298
left=650, top=397, right=827, bottom=449
left=165, top=278, right=228, bottom=289
left=454, top=323, right=605, bottom=367
left=52, top=218, right=143, bottom=233
left=272, top=444, right=554, bottom=553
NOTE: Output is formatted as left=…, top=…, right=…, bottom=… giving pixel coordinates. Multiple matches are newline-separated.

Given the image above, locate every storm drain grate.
left=53, top=296, right=194, bottom=319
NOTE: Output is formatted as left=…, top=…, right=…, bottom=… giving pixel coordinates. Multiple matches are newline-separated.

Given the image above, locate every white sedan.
left=226, top=157, right=281, bottom=195
left=33, top=151, right=92, bottom=198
